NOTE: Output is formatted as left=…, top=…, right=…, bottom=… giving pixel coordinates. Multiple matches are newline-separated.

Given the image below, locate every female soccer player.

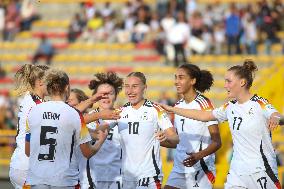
left=81, top=72, right=123, bottom=189
left=25, top=69, right=107, bottom=188
left=165, top=64, right=221, bottom=189
left=160, top=60, right=282, bottom=189
left=10, top=64, right=49, bottom=189
left=67, top=88, right=89, bottom=108
left=110, top=72, right=179, bottom=189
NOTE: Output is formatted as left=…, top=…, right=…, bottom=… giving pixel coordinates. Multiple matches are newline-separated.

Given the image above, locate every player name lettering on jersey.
left=42, top=112, right=60, bottom=120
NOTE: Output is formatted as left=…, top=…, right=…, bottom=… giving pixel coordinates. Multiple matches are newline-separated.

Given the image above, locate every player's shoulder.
left=143, top=99, right=166, bottom=113
left=194, top=93, right=215, bottom=110
left=65, top=103, right=82, bottom=116
left=250, top=94, right=269, bottom=105
left=174, top=99, right=184, bottom=107
left=221, top=99, right=237, bottom=110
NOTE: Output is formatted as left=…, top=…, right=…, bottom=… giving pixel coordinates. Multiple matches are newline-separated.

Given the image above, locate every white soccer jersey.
left=212, top=95, right=279, bottom=177
left=10, top=92, right=43, bottom=171
left=114, top=100, right=173, bottom=181
left=173, top=94, right=218, bottom=178
left=78, top=108, right=122, bottom=186
left=26, top=101, right=91, bottom=186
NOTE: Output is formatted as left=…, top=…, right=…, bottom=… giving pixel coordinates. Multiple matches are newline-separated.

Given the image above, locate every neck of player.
left=132, top=98, right=145, bottom=110
left=33, top=88, right=45, bottom=99
left=183, top=88, right=197, bottom=104
left=236, top=90, right=254, bottom=104
left=51, top=94, right=66, bottom=102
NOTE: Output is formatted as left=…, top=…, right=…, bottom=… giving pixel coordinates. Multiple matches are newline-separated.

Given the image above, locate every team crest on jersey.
left=248, top=107, right=254, bottom=115
left=141, top=111, right=148, bottom=120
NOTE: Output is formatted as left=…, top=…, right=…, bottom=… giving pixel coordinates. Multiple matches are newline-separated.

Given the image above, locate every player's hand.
left=91, top=92, right=108, bottom=103
left=96, top=129, right=108, bottom=142
left=89, top=129, right=108, bottom=143
left=268, top=114, right=280, bottom=131
left=156, top=103, right=174, bottom=113
left=155, top=130, right=167, bottom=142
left=183, top=152, right=202, bottom=167
left=99, top=109, right=121, bottom=120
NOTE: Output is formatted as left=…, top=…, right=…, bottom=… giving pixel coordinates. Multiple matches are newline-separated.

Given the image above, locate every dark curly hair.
left=179, top=64, right=214, bottom=93
left=89, top=72, right=123, bottom=96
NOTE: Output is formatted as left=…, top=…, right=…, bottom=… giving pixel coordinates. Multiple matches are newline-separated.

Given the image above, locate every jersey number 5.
left=38, top=126, right=58, bottom=161
left=128, top=122, right=139, bottom=134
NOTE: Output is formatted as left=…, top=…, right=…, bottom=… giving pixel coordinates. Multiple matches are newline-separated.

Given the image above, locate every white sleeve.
left=86, top=118, right=118, bottom=130
left=154, top=105, right=173, bottom=131
left=262, top=102, right=278, bottom=119
left=212, top=103, right=228, bottom=123
left=205, top=120, right=218, bottom=127
left=77, top=112, right=92, bottom=145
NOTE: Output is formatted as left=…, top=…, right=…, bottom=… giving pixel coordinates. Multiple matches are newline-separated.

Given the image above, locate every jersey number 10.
left=128, top=122, right=139, bottom=134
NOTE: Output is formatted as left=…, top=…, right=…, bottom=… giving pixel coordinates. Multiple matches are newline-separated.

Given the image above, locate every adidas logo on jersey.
left=123, top=114, right=128, bottom=118
left=193, top=183, right=199, bottom=187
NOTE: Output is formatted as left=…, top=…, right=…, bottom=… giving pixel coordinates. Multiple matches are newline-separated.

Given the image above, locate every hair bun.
left=243, top=59, right=258, bottom=72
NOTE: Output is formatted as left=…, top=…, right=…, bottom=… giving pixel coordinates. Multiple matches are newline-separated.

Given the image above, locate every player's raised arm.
left=159, top=103, right=216, bottom=122
left=268, top=112, right=284, bottom=130
left=74, top=92, right=108, bottom=112
left=79, top=129, right=108, bottom=159
left=83, top=109, right=120, bottom=124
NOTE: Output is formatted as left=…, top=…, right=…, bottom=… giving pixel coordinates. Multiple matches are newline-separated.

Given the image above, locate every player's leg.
left=164, top=170, right=186, bottom=189
left=249, top=170, right=281, bottom=189
left=224, top=170, right=247, bottom=189
left=9, top=168, right=28, bottom=189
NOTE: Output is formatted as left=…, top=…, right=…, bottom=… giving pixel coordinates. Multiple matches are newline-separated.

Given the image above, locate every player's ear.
left=190, top=78, right=196, bottom=86
left=240, top=79, right=246, bottom=88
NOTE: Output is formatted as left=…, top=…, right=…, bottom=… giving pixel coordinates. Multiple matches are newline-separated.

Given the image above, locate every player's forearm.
left=198, top=140, right=221, bottom=159
left=160, top=135, right=179, bottom=148
left=75, top=98, right=94, bottom=113
left=83, top=112, right=102, bottom=124
left=172, top=107, right=216, bottom=122
left=25, top=141, right=30, bottom=157
left=89, top=140, right=105, bottom=157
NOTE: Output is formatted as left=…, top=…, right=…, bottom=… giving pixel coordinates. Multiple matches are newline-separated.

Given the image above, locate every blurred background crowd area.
left=0, top=0, right=283, bottom=188
left=0, top=0, right=283, bottom=54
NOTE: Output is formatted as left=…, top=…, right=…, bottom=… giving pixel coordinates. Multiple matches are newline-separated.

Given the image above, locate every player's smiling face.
left=97, top=83, right=116, bottom=110
left=224, top=70, right=243, bottom=99
left=175, top=68, right=194, bottom=95
left=124, top=76, right=146, bottom=106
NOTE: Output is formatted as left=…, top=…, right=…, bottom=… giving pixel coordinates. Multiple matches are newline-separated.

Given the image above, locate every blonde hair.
left=45, top=69, right=69, bottom=96
left=14, top=64, right=49, bottom=96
